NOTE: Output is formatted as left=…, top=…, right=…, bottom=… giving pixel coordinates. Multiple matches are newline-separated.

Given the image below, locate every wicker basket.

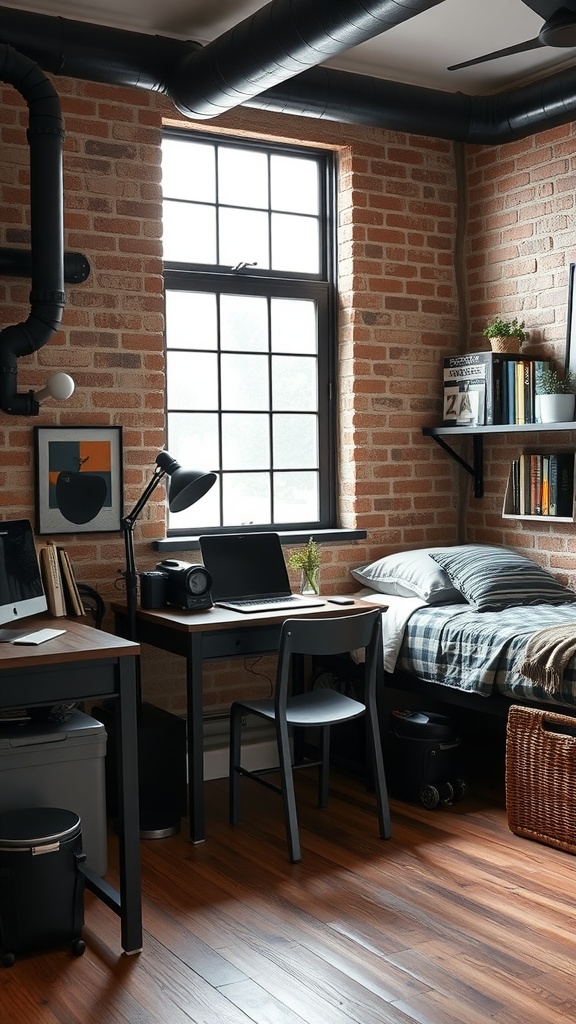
left=506, top=705, right=576, bottom=854
left=489, top=335, right=522, bottom=353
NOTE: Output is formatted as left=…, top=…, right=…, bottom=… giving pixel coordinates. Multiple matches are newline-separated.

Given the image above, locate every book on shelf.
left=57, top=547, right=84, bottom=616
left=442, top=380, right=485, bottom=426
left=549, top=453, right=575, bottom=518
left=39, top=542, right=67, bottom=617
left=529, top=453, right=542, bottom=514
left=442, top=352, right=544, bottom=426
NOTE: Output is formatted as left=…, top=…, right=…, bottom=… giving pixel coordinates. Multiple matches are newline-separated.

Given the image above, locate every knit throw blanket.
left=520, top=624, right=576, bottom=697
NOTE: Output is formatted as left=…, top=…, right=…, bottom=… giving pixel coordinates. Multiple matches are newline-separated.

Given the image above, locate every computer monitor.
left=0, top=519, right=48, bottom=640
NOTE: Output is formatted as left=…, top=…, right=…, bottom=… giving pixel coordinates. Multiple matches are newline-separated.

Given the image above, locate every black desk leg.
left=186, top=634, right=205, bottom=843
left=116, top=656, right=143, bottom=953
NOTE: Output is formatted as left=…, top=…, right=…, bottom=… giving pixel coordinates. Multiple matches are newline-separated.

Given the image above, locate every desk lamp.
left=120, top=451, right=216, bottom=838
left=122, top=451, right=216, bottom=647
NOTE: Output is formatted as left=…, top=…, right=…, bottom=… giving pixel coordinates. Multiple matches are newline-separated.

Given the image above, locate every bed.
left=349, top=543, right=576, bottom=718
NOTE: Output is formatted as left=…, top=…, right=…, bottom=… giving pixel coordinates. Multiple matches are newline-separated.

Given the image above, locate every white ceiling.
left=2, top=0, right=576, bottom=97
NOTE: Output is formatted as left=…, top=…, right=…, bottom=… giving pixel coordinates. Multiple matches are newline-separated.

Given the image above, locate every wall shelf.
left=422, top=422, right=576, bottom=498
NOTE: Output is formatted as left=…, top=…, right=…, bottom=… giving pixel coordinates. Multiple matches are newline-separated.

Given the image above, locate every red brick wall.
left=14, top=69, right=575, bottom=713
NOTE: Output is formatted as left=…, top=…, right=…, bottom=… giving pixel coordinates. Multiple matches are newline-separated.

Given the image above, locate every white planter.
left=539, top=393, right=576, bottom=423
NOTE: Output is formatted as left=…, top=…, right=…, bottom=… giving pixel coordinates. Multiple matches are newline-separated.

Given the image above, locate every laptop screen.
left=199, top=533, right=292, bottom=602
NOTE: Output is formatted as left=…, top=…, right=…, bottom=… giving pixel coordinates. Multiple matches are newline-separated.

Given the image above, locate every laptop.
left=199, top=532, right=325, bottom=613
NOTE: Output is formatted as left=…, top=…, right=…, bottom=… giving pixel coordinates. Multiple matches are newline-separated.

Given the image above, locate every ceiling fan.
left=448, top=0, right=576, bottom=71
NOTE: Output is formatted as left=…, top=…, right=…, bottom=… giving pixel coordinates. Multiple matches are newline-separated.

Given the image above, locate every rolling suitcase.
left=0, top=807, right=86, bottom=966
left=389, top=710, right=466, bottom=808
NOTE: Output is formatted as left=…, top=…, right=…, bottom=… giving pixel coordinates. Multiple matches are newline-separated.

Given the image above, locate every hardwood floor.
left=2, top=769, right=576, bottom=1024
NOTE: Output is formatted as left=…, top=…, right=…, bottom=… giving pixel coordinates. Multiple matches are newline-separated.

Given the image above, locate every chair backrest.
left=275, top=609, right=382, bottom=714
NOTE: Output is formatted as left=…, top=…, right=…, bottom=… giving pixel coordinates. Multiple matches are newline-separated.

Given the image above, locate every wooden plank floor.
left=2, top=769, right=576, bottom=1024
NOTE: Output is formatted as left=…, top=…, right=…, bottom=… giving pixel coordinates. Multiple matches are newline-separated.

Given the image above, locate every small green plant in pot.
left=536, top=366, right=576, bottom=423
left=482, top=317, right=526, bottom=353
left=287, top=537, right=320, bottom=595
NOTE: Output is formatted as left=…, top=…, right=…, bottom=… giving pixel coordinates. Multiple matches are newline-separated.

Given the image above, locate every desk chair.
left=229, top=609, right=391, bottom=862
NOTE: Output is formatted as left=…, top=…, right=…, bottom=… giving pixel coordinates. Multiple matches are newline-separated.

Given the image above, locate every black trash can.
left=0, top=807, right=86, bottom=966
left=388, top=710, right=466, bottom=808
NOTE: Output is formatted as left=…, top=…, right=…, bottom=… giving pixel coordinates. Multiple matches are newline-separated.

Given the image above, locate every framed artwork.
left=565, top=262, right=576, bottom=375
left=34, top=425, right=123, bottom=535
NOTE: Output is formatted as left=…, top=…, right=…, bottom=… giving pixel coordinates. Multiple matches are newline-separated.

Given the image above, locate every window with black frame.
left=162, top=130, right=337, bottom=535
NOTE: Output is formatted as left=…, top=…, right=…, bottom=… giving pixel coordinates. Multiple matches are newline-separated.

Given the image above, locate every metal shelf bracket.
left=428, top=433, right=484, bottom=498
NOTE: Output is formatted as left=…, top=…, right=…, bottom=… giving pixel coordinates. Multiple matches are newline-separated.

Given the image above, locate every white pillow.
left=351, top=548, right=466, bottom=604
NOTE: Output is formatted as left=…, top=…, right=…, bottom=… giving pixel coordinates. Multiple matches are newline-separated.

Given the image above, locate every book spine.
left=506, top=360, right=516, bottom=425
left=530, top=453, right=542, bottom=514
left=541, top=454, right=550, bottom=515
left=40, top=543, right=67, bottom=617
left=549, top=454, right=558, bottom=516
left=515, top=362, right=525, bottom=424
left=556, top=453, right=575, bottom=517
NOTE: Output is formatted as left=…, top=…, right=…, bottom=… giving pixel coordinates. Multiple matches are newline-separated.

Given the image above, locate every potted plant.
left=482, top=317, right=526, bottom=353
left=536, top=365, right=576, bottom=423
left=287, top=537, right=320, bottom=595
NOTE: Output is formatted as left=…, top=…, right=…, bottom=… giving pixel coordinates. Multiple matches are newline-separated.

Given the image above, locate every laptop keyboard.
left=217, top=595, right=324, bottom=613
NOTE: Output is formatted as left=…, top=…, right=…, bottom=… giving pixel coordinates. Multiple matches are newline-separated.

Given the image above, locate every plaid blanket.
left=394, top=602, right=576, bottom=708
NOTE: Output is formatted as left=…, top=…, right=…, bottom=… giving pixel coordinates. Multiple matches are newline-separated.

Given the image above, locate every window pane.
left=273, top=471, right=319, bottom=523
left=222, top=354, right=269, bottom=411
left=271, top=213, right=319, bottom=273
left=166, top=291, right=217, bottom=350
left=221, top=294, right=268, bottom=352
left=163, top=201, right=216, bottom=263
left=222, top=473, right=271, bottom=527
left=273, top=414, right=317, bottom=468
left=168, top=412, right=220, bottom=470
left=218, top=146, right=268, bottom=209
left=167, top=351, right=218, bottom=410
left=271, top=298, right=317, bottom=354
left=219, top=208, right=269, bottom=269
left=272, top=355, right=317, bottom=411
left=161, top=139, right=215, bottom=202
left=271, top=154, right=319, bottom=214
left=222, top=414, right=270, bottom=469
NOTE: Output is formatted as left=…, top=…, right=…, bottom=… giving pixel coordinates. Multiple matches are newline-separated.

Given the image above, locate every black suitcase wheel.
left=420, top=784, right=440, bottom=809
left=1, top=951, right=15, bottom=968
left=452, top=778, right=467, bottom=803
left=439, top=781, right=454, bottom=805
left=71, top=938, right=86, bottom=957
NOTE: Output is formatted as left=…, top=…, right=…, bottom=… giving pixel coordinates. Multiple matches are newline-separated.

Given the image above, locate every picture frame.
left=565, top=262, right=576, bottom=376
left=34, top=425, right=123, bottom=535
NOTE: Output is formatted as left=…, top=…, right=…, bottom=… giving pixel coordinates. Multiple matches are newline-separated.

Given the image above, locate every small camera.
left=155, top=559, right=213, bottom=611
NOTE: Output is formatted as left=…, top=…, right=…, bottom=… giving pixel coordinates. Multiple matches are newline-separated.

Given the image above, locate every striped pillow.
left=429, top=545, right=576, bottom=612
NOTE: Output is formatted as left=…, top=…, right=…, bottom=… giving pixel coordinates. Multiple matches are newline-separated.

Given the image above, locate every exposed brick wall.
left=7, top=69, right=575, bottom=713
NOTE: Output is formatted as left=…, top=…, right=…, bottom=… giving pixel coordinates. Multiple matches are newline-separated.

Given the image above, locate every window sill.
left=154, top=528, right=367, bottom=553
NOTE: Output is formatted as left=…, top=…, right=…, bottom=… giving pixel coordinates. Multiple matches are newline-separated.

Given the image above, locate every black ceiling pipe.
left=2, top=3, right=576, bottom=142
left=167, top=0, right=448, bottom=120
left=0, top=1, right=445, bottom=120
left=0, top=44, right=65, bottom=416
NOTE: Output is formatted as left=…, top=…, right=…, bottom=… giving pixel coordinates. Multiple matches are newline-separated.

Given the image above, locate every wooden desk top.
left=111, top=596, right=383, bottom=635
left=0, top=616, right=139, bottom=670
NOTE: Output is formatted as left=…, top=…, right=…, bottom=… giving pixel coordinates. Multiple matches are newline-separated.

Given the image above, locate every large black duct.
left=0, top=44, right=65, bottom=416
left=1, top=2, right=576, bottom=142
left=0, top=1, right=446, bottom=119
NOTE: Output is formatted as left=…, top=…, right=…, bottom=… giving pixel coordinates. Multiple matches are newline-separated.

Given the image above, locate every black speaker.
left=139, top=570, right=168, bottom=609
left=93, top=703, right=187, bottom=838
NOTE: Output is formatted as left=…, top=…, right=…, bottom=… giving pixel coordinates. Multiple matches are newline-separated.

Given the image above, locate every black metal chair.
left=229, top=609, right=391, bottom=862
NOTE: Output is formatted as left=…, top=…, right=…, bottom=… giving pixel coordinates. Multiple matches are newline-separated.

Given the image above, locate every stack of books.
left=443, top=352, right=550, bottom=426
left=507, top=453, right=575, bottom=517
left=38, top=542, right=84, bottom=617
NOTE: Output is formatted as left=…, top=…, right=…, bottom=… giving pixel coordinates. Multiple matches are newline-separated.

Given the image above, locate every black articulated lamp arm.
left=121, top=460, right=169, bottom=643
left=121, top=452, right=217, bottom=644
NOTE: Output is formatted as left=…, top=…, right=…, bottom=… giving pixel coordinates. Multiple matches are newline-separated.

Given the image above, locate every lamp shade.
left=165, top=463, right=217, bottom=513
